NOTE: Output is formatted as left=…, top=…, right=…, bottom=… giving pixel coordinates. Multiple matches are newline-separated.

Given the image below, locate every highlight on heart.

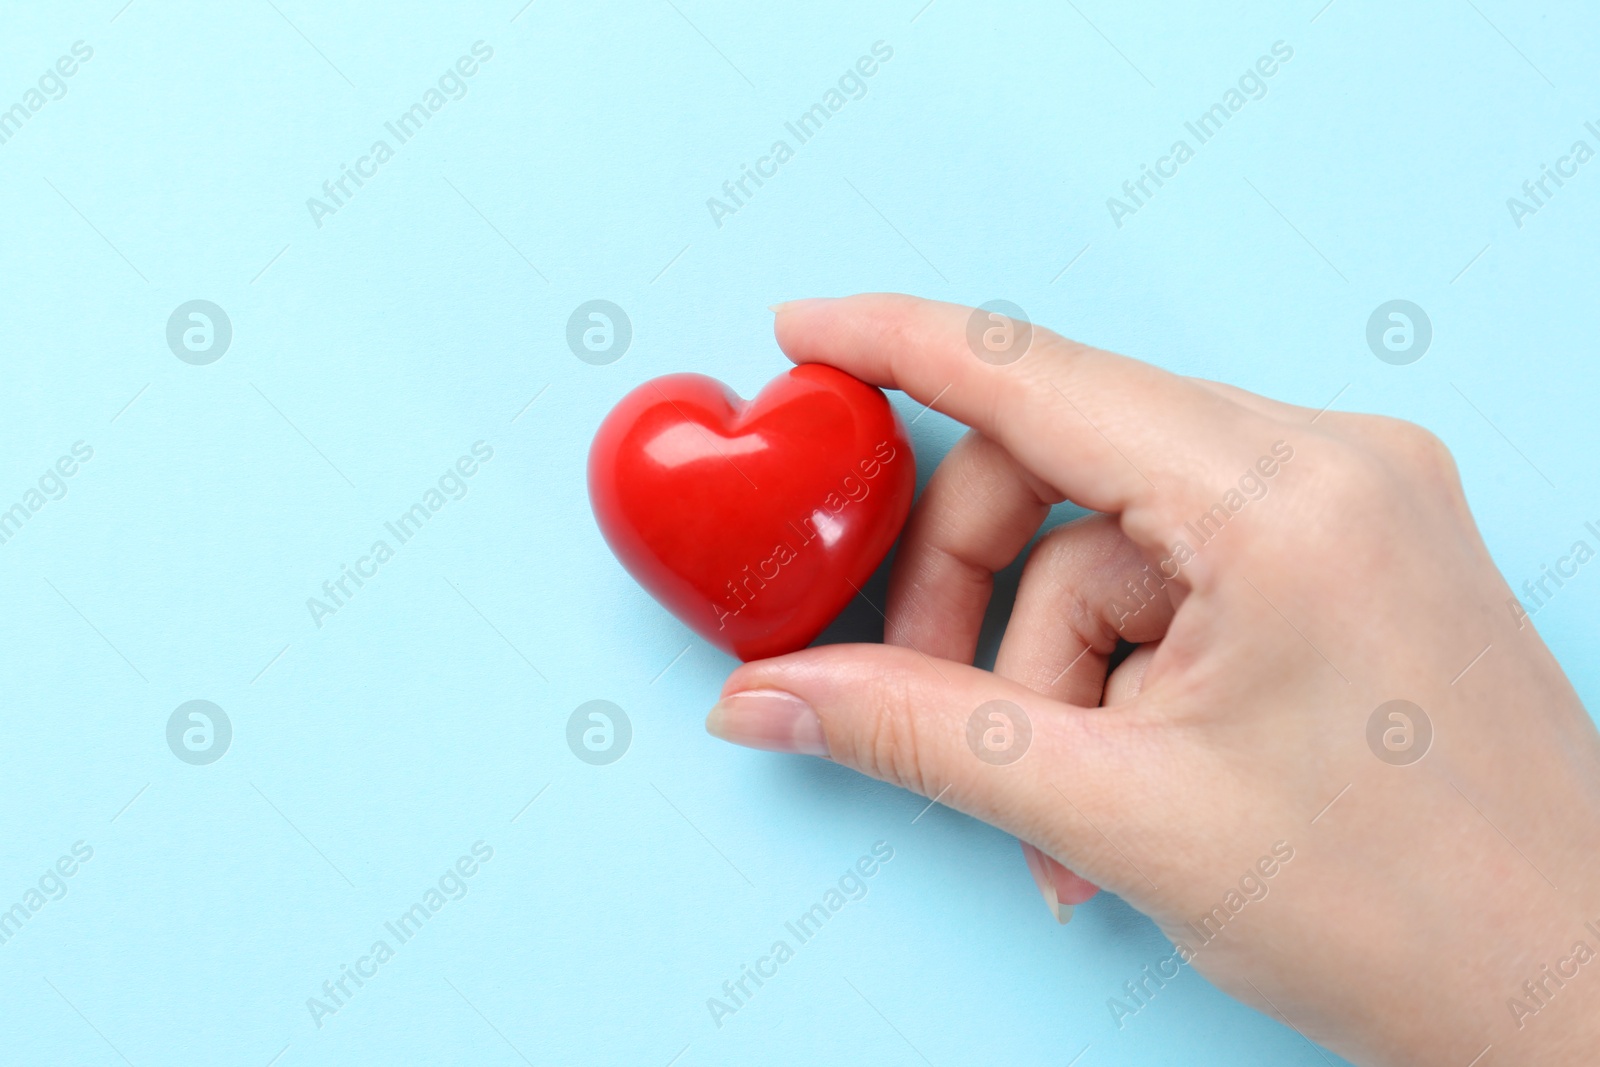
left=710, top=438, right=902, bottom=633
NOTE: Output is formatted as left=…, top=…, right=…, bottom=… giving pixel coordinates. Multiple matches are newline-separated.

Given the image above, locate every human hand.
left=704, top=294, right=1600, bottom=1066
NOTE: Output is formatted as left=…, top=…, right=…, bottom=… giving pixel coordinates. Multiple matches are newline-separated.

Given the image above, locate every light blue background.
left=2, top=1, right=1596, bottom=1064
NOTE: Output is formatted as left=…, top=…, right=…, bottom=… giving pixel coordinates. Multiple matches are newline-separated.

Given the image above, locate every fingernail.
left=706, top=689, right=829, bottom=757
left=1021, top=842, right=1069, bottom=924
left=1050, top=861, right=1101, bottom=909
left=769, top=298, right=832, bottom=314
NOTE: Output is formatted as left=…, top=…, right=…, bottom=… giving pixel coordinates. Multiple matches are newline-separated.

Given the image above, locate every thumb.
left=705, top=643, right=1114, bottom=854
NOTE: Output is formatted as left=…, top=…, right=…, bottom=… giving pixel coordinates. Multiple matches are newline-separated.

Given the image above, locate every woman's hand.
left=704, top=294, right=1600, bottom=1067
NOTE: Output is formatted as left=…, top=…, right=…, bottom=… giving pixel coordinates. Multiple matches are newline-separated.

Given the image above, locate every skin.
left=704, top=294, right=1600, bottom=1066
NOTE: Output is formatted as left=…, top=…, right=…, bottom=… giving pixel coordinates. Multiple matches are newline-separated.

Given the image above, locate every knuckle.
left=1290, top=428, right=1465, bottom=548
left=1025, top=523, right=1119, bottom=636
left=1355, top=415, right=1465, bottom=497
left=1396, top=423, right=1463, bottom=491
left=857, top=672, right=936, bottom=797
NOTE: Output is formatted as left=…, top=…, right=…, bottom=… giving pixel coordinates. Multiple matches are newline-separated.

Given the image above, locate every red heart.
left=588, top=365, right=916, bottom=662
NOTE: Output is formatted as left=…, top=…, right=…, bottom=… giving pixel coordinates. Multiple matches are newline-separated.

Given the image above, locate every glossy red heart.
left=588, top=365, right=916, bottom=662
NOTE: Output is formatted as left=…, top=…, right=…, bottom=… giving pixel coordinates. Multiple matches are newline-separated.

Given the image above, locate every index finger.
left=772, top=293, right=1258, bottom=543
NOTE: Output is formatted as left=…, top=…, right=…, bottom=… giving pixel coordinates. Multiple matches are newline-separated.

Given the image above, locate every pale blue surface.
left=1, top=1, right=1597, bottom=1064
